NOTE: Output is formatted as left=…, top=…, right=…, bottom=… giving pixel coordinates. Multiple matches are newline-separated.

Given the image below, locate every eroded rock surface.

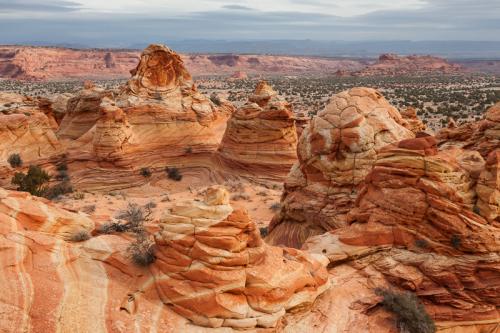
left=304, top=136, right=500, bottom=329
left=217, top=81, right=298, bottom=180
left=268, top=87, right=414, bottom=248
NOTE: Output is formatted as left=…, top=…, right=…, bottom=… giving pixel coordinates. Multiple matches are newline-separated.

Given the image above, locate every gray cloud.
left=0, top=0, right=498, bottom=46
left=0, top=0, right=81, bottom=13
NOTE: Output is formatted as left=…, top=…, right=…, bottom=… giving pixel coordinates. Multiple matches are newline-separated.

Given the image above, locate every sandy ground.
left=57, top=176, right=283, bottom=231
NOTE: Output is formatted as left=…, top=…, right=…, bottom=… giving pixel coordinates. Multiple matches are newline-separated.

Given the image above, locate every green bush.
left=375, top=288, right=436, bottom=333
left=128, top=235, right=156, bottom=266
left=45, top=181, right=73, bottom=199
left=11, top=165, right=50, bottom=196
left=8, top=153, right=23, bottom=168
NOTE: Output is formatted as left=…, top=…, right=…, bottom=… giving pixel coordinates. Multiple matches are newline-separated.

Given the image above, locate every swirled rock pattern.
left=217, top=81, right=298, bottom=180
left=0, top=93, right=61, bottom=165
left=0, top=186, right=329, bottom=332
left=268, top=87, right=414, bottom=248
left=152, top=186, right=329, bottom=329
left=304, top=136, right=500, bottom=329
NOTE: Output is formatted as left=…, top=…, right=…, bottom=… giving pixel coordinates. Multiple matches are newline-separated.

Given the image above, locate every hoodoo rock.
left=0, top=186, right=329, bottom=332
left=268, top=87, right=414, bottom=248
left=152, top=186, right=329, bottom=328
left=304, top=136, right=500, bottom=330
left=217, top=81, right=298, bottom=180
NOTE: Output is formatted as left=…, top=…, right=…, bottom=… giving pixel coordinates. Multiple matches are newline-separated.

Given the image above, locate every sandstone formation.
left=217, top=81, right=298, bottom=180
left=437, top=102, right=500, bottom=159
left=355, top=53, right=462, bottom=77
left=400, top=106, right=426, bottom=134
left=0, top=185, right=329, bottom=332
left=0, top=46, right=365, bottom=81
left=268, top=87, right=414, bottom=247
left=152, top=186, right=329, bottom=328
left=0, top=92, right=61, bottom=164
left=304, top=136, right=500, bottom=329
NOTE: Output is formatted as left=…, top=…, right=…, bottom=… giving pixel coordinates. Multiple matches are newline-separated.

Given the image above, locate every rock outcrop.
left=217, top=81, right=298, bottom=180
left=304, top=136, right=500, bottom=329
left=355, top=54, right=462, bottom=77
left=268, top=87, right=414, bottom=248
left=400, top=107, right=426, bottom=134
left=437, top=102, right=500, bottom=159
left=0, top=186, right=329, bottom=332
left=152, top=186, right=329, bottom=328
left=0, top=92, right=61, bottom=164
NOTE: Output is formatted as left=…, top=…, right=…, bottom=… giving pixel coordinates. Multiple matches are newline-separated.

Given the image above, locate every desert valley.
left=0, top=41, right=498, bottom=333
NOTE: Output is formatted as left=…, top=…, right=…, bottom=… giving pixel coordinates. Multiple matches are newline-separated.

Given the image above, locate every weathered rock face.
left=477, top=150, right=500, bottom=224
left=400, top=107, right=426, bottom=134
left=217, top=81, right=298, bottom=180
left=268, top=87, right=414, bottom=248
left=304, top=136, right=500, bottom=328
left=355, top=54, right=462, bottom=77
left=152, top=186, right=329, bottom=329
left=437, top=102, right=500, bottom=159
left=57, top=85, right=113, bottom=139
left=0, top=93, right=61, bottom=164
left=0, top=186, right=329, bottom=332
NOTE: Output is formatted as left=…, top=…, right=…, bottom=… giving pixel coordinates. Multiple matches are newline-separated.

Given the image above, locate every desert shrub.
left=256, top=191, right=268, bottom=196
left=415, top=239, right=429, bottom=249
left=11, top=165, right=50, bottom=196
left=259, top=227, right=269, bottom=238
left=451, top=234, right=461, bottom=249
left=472, top=205, right=480, bottom=215
left=70, top=230, right=91, bottom=242
left=55, top=170, right=70, bottom=181
left=375, top=288, right=436, bottom=333
left=128, top=235, right=156, bottom=266
left=185, top=147, right=193, bottom=153
left=166, top=167, right=182, bottom=181
left=144, top=201, right=157, bottom=210
left=73, top=192, right=85, bottom=200
left=270, top=202, right=282, bottom=212
left=231, top=193, right=250, bottom=201
left=45, top=181, right=73, bottom=199
left=99, top=203, right=152, bottom=234
left=56, top=162, right=68, bottom=172
left=140, top=167, right=152, bottom=178
left=8, top=153, right=22, bottom=168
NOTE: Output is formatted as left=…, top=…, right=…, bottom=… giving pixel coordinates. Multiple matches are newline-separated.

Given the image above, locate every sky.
left=0, top=0, right=499, bottom=46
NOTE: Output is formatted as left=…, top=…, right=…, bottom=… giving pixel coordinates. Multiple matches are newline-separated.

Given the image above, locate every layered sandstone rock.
left=0, top=186, right=329, bottom=332
left=268, top=87, right=414, bottom=248
left=437, top=102, right=500, bottom=158
left=355, top=54, right=462, bottom=77
left=217, top=81, right=298, bottom=180
left=400, top=107, right=426, bottom=134
left=476, top=150, right=500, bottom=224
left=304, top=136, right=500, bottom=328
left=57, top=84, right=113, bottom=139
left=152, top=186, right=329, bottom=329
left=0, top=93, right=61, bottom=164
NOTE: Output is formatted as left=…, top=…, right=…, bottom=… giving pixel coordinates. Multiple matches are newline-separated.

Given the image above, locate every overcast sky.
left=0, top=0, right=499, bottom=45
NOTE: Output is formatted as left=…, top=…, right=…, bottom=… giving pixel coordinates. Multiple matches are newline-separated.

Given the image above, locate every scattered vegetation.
left=259, top=227, right=269, bottom=238
left=82, top=204, right=96, bottom=214
left=375, top=288, right=436, bottom=333
left=69, top=230, right=91, bottom=242
left=451, top=234, right=462, bottom=249
left=7, top=153, right=22, bottom=168
left=140, top=167, right=152, bottom=178
left=128, top=235, right=156, bottom=266
left=473, top=205, right=480, bottom=215
left=73, top=192, right=85, bottom=200
left=45, top=181, right=74, bottom=199
left=415, top=239, right=429, bottom=249
left=231, top=193, right=250, bottom=201
left=166, top=167, right=182, bottom=181
left=11, top=165, right=50, bottom=196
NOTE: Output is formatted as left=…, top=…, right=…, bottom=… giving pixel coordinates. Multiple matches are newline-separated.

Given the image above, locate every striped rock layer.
left=304, top=136, right=500, bottom=330
left=268, top=87, right=414, bottom=248
left=217, top=81, right=298, bottom=181
left=0, top=186, right=329, bottom=332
